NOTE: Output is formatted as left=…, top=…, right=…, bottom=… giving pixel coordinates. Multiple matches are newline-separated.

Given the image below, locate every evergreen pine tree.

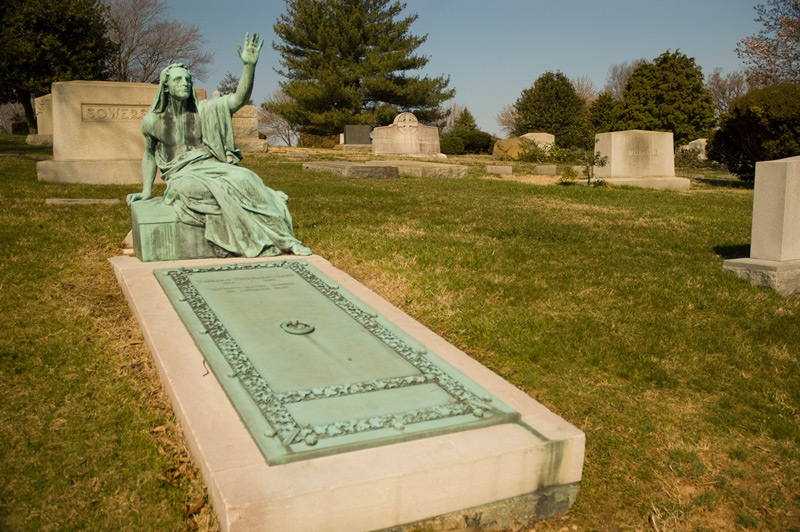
left=588, top=92, right=620, bottom=134
left=270, top=0, right=454, bottom=136
left=616, top=50, right=716, bottom=146
left=451, top=108, right=478, bottom=135
left=512, top=71, right=591, bottom=150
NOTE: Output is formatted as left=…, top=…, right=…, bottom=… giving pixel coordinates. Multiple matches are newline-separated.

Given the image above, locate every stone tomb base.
left=110, top=254, right=584, bottom=532
left=37, top=158, right=144, bottom=185
left=723, top=257, right=800, bottom=297
left=338, top=144, right=373, bottom=152
left=130, top=198, right=216, bottom=262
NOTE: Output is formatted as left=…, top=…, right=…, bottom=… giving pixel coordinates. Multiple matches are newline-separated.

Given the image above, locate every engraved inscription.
left=627, top=148, right=659, bottom=157
left=81, top=104, right=150, bottom=122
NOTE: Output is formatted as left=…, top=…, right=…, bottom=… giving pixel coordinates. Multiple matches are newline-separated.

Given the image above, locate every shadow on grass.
left=714, top=244, right=750, bottom=259
left=694, top=177, right=753, bottom=189
left=0, top=135, right=52, bottom=159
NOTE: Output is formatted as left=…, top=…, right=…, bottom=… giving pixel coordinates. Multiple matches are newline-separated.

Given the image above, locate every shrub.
left=440, top=136, right=465, bottom=155
left=460, top=130, right=493, bottom=154
left=518, top=140, right=572, bottom=164
left=708, top=84, right=800, bottom=180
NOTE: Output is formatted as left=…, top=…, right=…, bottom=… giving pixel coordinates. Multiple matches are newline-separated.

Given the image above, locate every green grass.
left=2, top=136, right=799, bottom=531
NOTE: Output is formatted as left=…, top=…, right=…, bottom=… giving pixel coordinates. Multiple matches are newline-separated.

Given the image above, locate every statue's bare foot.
left=291, top=243, right=312, bottom=256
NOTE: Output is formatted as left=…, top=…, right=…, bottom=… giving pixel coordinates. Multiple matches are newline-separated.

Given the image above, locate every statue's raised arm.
left=227, top=32, right=263, bottom=114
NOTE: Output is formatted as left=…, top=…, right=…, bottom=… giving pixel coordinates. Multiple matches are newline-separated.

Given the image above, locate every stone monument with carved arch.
left=371, top=112, right=443, bottom=158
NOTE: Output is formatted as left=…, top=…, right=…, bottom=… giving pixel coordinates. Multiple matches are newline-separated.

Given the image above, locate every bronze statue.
left=128, top=33, right=310, bottom=257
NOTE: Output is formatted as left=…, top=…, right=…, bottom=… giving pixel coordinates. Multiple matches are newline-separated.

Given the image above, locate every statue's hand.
left=238, top=32, right=263, bottom=65
left=127, top=191, right=152, bottom=206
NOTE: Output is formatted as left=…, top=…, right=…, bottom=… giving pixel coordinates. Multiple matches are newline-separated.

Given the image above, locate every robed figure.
left=127, top=33, right=310, bottom=258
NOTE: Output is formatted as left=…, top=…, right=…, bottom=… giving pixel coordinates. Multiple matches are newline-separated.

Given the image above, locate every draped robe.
left=153, top=95, right=302, bottom=257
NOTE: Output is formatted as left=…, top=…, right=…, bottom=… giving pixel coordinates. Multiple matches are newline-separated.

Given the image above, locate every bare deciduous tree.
left=572, top=75, right=598, bottom=104
left=260, top=89, right=298, bottom=146
left=705, top=68, right=750, bottom=115
left=104, top=0, right=213, bottom=83
left=495, top=104, right=517, bottom=138
left=438, top=100, right=465, bottom=133
left=603, top=58, right=648, bottom=100
left=736, top=0, right=800, bottom=86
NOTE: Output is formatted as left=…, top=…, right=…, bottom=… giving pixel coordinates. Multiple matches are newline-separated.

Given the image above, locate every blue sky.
left=167, top=0, right=762, bottom=137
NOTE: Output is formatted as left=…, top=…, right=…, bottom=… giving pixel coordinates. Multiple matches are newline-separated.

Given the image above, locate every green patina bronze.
left=155, top=260, right=523, bottom=465
left=128, top=33, right=310, bottom=261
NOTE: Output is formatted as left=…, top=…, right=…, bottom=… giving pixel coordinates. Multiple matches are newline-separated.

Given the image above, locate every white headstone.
left=750, top=156, right=800, bottom=262
left=37, top=81, right=158, bottom=184
left=372, top=112, right=443, bottom=158
left=34, top=94, right=53, bottom=135
left=723, top=155, right=800, bottom=296
left=25, top=94, right=54, bottom=146
left=520, top=132, right=554, bottom=150
left=594, top=130, right=688, bottom=190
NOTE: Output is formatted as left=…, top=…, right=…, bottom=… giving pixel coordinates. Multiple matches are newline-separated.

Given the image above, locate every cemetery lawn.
left=2, top=135, right=798, bottom=532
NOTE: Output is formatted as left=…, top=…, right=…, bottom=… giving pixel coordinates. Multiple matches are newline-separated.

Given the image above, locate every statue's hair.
left=150, top=62, right=199, bottom=114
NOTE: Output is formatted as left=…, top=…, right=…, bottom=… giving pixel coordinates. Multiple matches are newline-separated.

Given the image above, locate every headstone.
left=594, top=130, right=689, bottom=190
left=26, top=94, right=53, bottom=146
left=36, top=82, right=209, bottom=184
left=723, top=155, right=800, bottom=296
left=520, top=132, right=555, bottom=150
left=485, top=165, right=512, bottom=176
left=534, top=164, right=557, bottom=176
left=683, top=138, right=708, bottom=160
left=372, top=112, right=443, bottom=158
left=343, top=124, right=371, bottom=145
left=232, top=104, right=267, bottom=152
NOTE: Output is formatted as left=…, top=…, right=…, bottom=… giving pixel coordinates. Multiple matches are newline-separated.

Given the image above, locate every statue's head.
left=150, top=62, right=199, bottom=113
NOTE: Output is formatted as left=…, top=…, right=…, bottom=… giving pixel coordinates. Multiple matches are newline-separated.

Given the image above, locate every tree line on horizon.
left=1, top=0, right=798, bottom=179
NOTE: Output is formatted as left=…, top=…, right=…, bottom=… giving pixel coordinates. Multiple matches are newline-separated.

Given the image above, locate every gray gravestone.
left=344, top=125, right=371, bottom=145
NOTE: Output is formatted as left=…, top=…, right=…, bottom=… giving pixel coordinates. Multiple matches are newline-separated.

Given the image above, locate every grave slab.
left=370, top=160, right=468, bottom=179
left=302, top=161, right=398, bottom=179
left=533, top=165, right=557, bottom=176
left=485, top=165, right=512, bottom=176
left=110, top=254, right=584, bottom=532
left=45, top=198, right=120, bottom=205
